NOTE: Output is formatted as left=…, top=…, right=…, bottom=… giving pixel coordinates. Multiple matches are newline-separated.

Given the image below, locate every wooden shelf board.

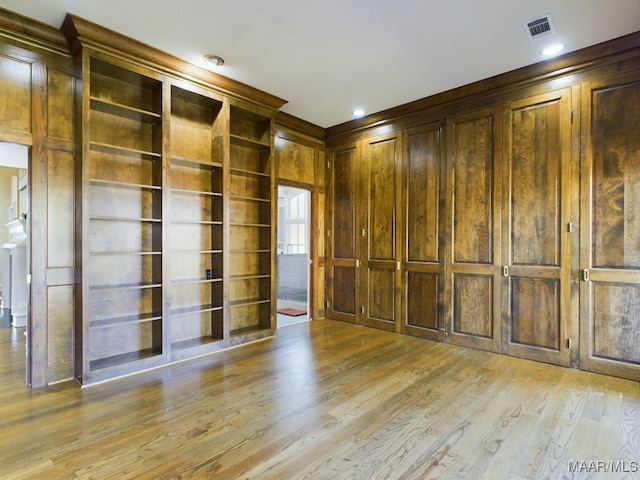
left=229, top=325, right=270, bottom=337
left=229, top=249, right=270, bottom=254
left=89, top=282, right=162, bottom=292
left=89, top=347, right=163, bottom=372
left=230, top=133, right=270, bottom=149
left=171, top=336, right=224, bottom=351
left=229, top=274, right=270, bottom=280
left=89, top=141, right=161, bottom=159
left=229, top=167, right=270, bottom=178
left=89, top=251, right=161, bottom=256
left=90, top=96, right=161, bottom=120
left=170, top=188, right=223, bottom=197
left=171, top=155, right=222, bottom=169
left=229, top=223, right=270, bottom=228
left=229, top=195, right=270, bottom=203
left=229, top=297, right=271, bottom=307
left=170, top=304, right=224, bottom=316
left=89, top=215, right=162, bottom=223
left=170, top=277, right=223, bottom=285
left=169, top=219, right=223, bottom=226
left=89, top=312, right=162, bottom=329
left=89, top=178, right=161, bottom=191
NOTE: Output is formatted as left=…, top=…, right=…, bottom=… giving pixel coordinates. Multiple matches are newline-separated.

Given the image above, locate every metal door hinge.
left=397, top=261, right=401, bottom=271
left=503, top=266, right=509, bottom=277
left=361, top=305, right=365, bottom=314
left=327, top=229, right=331, bottom=237
left=568, top=222, right=574, bottom=233
left=356, top=259, right=361, bottom=268
left=571, top=110, right=574, bottom=123
left=361, top=228, right=367, bottom=237
left=582, top=269, right=590, bottom=282
left=567, top=338, right=572, bottom=349
left=26, top=273, right=32, bottom=284
left=326, top=300, right=330, bottom=308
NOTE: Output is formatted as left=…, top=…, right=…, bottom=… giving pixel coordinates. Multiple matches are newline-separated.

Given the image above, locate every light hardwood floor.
left=0, top=320, right=639, bottom=479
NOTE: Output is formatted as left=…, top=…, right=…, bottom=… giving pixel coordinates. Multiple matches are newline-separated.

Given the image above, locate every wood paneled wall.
left=274, top=113, right=326, bottom=321
left=0, top=11, right=76, bottom=387
left=325, top=32, right=640, bottom=381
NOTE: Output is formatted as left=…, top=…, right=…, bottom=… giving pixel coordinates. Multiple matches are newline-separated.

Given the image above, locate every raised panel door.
left=580, top=76, right=640, bottom=381
left=363, top=133, right=402, bottom=332
left=446, top=107, right=501, bottom=352
left=403, top=123, right=444, bottom=340
left=501, top=89, right=573, bottom=366
left=327, top=144, right=360, bottom=323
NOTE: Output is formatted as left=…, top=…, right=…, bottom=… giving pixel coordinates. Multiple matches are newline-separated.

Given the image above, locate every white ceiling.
left=1, top=0, right=639, bottom=128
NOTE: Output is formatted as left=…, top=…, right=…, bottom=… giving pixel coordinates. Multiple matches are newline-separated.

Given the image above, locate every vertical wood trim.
left=29, top=57, right=47, bottom=387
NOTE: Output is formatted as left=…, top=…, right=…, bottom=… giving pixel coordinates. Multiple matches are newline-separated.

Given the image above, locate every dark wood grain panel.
left=510, top=278, right=560, bottom=350
left=47, top=150, right=75, bottom=268
left=368, top=137, right=397, bottom=261
left=333, top=266, right=356, bottom=316
left=510, top=99, right=560, bottom=267
left=451, top=114, right=494, bottom=264
left=332, top=148, right=357, bottom=260
left=368, top=269, right=394, bottom=323
left=46, top=285, right=74, bottom=382
left=592, top=81, right=640, bottom=269
left=581, top=75, right=640, bottom=381
left=406, top=272, right=438, bottom=331
left=453, top=274, right=493, bottom=338
left=502, top=89, right=572, bottom=367
left=592, top=283, right=640, bottom=365
left=0, top=54, right=32, bottom=134
left=406, top=125, right=440, bottom=263
left=276, top=136, right=315, bottom=186
left=47, top=69, right=74, bottom=141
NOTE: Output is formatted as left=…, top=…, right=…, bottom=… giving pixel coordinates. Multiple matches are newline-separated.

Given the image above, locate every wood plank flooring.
left=0, top=320, right=639, bottom=479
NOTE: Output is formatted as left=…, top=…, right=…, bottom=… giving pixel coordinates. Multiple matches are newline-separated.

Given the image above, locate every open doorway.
left=276, top=185, right=310, bottom=327
left=0, top=142, right=29, bottom=384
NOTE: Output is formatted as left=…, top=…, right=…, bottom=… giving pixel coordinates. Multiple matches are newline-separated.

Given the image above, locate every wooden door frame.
left=275, top=181, right=314, bottom=321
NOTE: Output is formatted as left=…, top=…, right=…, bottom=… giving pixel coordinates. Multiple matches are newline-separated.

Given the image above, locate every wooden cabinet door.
left=445, top=107, right=502, bottom=352
left=326, top=144, right=361, bottom=324
left=362, top=133, right=402, bottom=332
left=580, top=75, right=640, bottom=381
left=403, top=123, right=444, bottom=340
left=501, top=89, right=573, bottom=366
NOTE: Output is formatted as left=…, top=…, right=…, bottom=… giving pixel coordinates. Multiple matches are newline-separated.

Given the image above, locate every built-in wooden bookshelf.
left=75, top=50, right=277, bottom=384
left=79, top=55, right=165, bottom=383
left=228, top=105, right=274, bottom=338
left=168, top=84, right=225, bottom=361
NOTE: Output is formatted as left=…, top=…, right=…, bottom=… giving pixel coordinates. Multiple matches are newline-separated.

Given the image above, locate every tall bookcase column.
left=226, top=102, right=276, bottom=342
left=63, top=13, right=286, bottom=385
left=168, top=82, right=227, bottom=361
left=76, top=51, right=166, bottom=384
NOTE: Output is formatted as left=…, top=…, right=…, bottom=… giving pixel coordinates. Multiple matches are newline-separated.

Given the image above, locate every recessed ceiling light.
left=204, top=55, right=224, bottom=67
left=351, top=109, right=365, bottom=117
left=540, top=43, right=565, bottom=57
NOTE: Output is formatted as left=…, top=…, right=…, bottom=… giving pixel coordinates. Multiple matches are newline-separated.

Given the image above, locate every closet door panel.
left=364, top=134, right=401, bottom=331
left=446, top=108, right=501, bottom=352
left=327, top=145, right=360, bottom=323
left=403, top=124, right=443, bottom=339
left=502, top=90, right=572, bottom=366
left=581, top=76, right=640, bottom=380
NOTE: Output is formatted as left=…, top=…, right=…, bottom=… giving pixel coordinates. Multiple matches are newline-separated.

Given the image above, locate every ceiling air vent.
left=523, top=14, right=556, bottom=42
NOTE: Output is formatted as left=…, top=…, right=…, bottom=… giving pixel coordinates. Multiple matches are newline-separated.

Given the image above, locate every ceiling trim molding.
left=326, top=30, right=640, bottom=140
left=0, top=7, right=69, bottom=56
left=61, top=13, right=288, bottom=111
